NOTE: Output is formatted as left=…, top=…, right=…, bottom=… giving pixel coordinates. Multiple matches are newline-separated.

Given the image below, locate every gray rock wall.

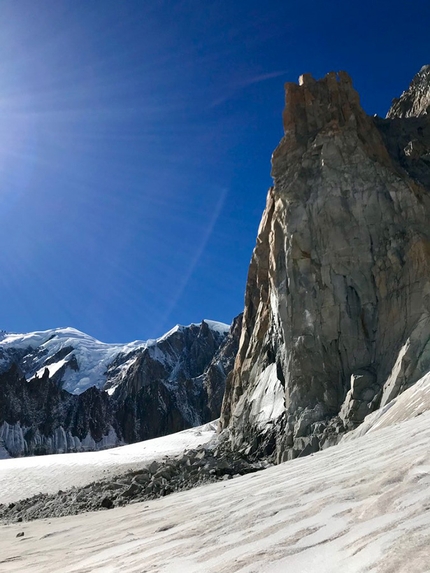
left=220, top=69, right=430, bottom=462
left=387, top=64, right=430, bottom=119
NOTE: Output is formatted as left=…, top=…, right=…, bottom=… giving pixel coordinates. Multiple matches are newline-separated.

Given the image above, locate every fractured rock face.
left=387, top=65, right=430, bottom=119
left=220, top=67, right=430, bottom=461
left=0, top=365, right=118, bottom=456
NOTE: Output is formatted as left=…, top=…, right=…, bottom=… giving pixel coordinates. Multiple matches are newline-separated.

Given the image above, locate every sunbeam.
left=158, top=186, right=229, bottom=332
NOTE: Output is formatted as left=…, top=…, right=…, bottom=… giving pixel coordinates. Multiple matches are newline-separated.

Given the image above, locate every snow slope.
left=2, top=382, right=430, bottom=571
left=0, top=422, right=218, bottom=505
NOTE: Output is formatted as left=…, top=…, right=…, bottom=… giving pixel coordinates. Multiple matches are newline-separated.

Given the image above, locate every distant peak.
left=203, top=320, right=230, bottom=335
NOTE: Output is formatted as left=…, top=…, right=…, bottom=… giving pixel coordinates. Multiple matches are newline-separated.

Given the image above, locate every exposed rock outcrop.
left=387, top=64, right=430, bottom=119
left=0, top=365, right=117, bottom=456
left=220, top=67, right=430, bottom=462
left=113, top=319, right=238, bottom=444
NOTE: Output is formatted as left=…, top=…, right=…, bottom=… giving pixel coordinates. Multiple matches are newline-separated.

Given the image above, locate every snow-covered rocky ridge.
left=0, top=321, right=229, bottom=395
left=0, top=319, right=240, bottom=457
left=0, top=326, right=146, bottom=394
left=1, top=372, right=430, bottom=572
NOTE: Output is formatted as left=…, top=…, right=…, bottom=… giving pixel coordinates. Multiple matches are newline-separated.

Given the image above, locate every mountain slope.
left=0, top=422, right=218, bottom=505
left=387, top=64, right=430, bottom=118
left=0, top=322, right=229, bottom=395
left=0, top=327, right=147, bottom=394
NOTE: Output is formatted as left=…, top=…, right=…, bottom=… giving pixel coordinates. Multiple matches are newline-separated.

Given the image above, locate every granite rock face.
left=220, top=67, right=430, bottom=461
left=387, top=65, right=430, bottom=119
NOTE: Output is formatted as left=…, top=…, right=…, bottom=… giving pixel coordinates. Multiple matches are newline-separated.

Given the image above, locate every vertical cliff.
left=220, top=68, right=430, bottom=461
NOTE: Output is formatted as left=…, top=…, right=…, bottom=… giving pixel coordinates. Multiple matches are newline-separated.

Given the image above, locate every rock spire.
left=220, top=68, right=430, bottom=462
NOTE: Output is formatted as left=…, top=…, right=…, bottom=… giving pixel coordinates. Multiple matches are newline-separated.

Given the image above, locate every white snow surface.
left=2, top=379, right=430, bottom=571
left=0, top=320, right=229, bottom=394
left=0, top=422, right=218, bottom=506
left=203, top=319, right=230, bottom=335
left=0, top=327, right=148, bottom=394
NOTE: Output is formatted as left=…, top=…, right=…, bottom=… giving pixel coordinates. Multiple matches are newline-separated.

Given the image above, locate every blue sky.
left=0, top=0, right=429, bottom=343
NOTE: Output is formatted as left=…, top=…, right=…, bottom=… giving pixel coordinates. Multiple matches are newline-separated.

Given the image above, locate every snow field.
left=0, top=423, right=218, bottom=505
left=1, top=409, right=430, bottom=571
left=3, top=368, right=430, bottom=572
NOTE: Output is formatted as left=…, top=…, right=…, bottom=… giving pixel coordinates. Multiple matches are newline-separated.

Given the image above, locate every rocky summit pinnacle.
left=220, top=68, right=430, bottom=462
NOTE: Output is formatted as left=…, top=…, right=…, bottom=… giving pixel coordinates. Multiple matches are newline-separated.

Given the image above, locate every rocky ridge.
left=220, top=66, right=430, bottom=462
left=387, top=64, right=430, bottom=119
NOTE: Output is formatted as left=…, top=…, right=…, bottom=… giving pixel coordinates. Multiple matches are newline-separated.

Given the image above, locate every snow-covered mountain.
left=0, top=326, right=148, bottom=395
left=0, top=319, right=240, bottom=457
left=0, top=321, right=229, bottom=395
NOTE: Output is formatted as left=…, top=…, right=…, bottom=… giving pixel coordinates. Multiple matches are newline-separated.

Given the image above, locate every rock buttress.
left=220, top=69, right=430, bottom=462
